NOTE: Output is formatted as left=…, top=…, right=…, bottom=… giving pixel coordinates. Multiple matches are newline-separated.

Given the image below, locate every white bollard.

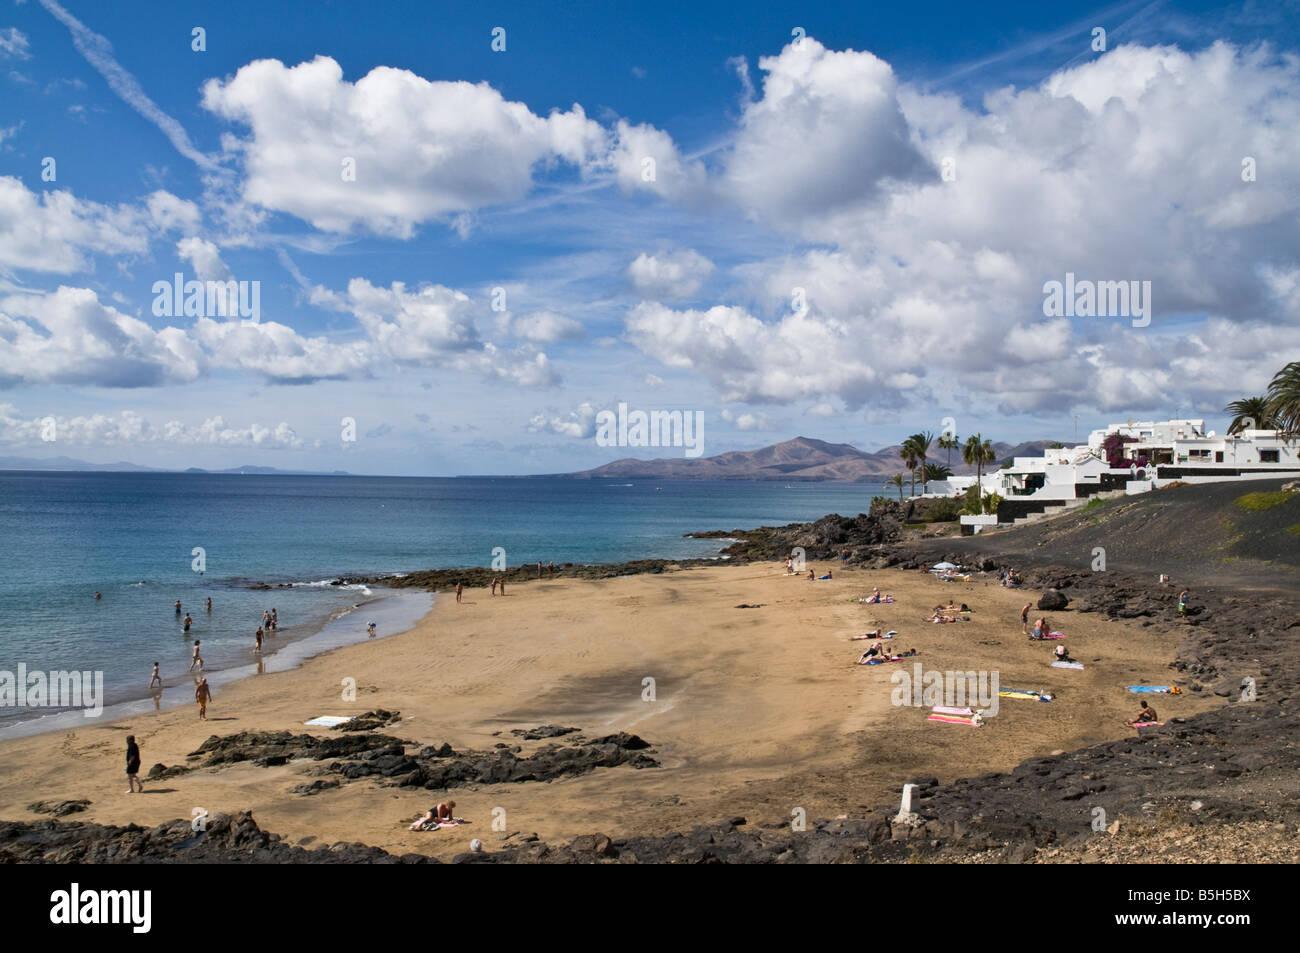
left=894, top=783, right=918, bottom=824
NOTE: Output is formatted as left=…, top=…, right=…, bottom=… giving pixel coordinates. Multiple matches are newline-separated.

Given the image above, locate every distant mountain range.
left=2, top=435, right=1070, bottom=482
left=0, top=455, right=351, bottom=476
left=558, top=436, right=1070, bottom=482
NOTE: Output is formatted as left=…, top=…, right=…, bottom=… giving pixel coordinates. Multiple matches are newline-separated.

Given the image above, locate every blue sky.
left=1, top=0, right=1298, bottom=474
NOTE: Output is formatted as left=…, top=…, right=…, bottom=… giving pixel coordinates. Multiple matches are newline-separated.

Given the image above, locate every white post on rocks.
left=894, top=783, right=918, bottom=823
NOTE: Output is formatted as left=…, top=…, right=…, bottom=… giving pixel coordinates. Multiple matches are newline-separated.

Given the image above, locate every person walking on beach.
left=125, top=735, right=142, bottom=794
left=189, top=640, right=203, bottom=672
left=455, top=581, right=463, bottom=603
left=150, top=662, right=161, bottom=690
left=1021, top=603, right=1033, bottom=635
left=195, top=677, right=212, bottom=720
left=271, top=608, right=278, bottom=630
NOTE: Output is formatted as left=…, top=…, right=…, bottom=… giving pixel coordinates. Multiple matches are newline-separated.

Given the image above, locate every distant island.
left=0, top=455, right=351, bottom=476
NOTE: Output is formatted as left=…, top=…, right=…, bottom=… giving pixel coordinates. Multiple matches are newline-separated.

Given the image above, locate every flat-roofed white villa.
left=939, top=419, right=1300, bottom=533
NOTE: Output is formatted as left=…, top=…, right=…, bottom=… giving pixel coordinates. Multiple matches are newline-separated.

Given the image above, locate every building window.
left=1215, top=451, right=1223, bottom=463
left=1261, top=450, right=1280, bottom=463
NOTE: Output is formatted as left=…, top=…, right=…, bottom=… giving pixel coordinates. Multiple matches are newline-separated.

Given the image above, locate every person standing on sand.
left=125, top=735, right=142, bottom=794
left=491, top=577, right=498, bottom=596
left=195, top=677, right=212, bottom=720
left=455, top=581, right=463, bottom=603
left=189, top=640, right=203, bottom=672
left=1021, top=603, right=1033, bottom=634
left=150, top=662, right=161, bottom=689
left=499, top=577, right=505, bottom=596
left=537, top=561, right=543, bottom=578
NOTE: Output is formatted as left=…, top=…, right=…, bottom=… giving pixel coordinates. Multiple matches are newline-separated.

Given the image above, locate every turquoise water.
left=0, top=472, right=884, bottom=730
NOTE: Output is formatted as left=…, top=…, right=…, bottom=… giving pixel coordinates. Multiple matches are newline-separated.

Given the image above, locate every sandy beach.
left=0, top=563, right=1218, bottom=861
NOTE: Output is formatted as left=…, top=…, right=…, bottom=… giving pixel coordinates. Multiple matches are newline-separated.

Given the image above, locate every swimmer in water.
left=206, top=597, right=212, bottom=612
left=174, top=600, right=182, bottom=614
left=183, top=613, right=192, bottom=632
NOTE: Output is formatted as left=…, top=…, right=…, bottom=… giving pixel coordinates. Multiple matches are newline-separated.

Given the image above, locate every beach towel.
left=1132, top=721, right=1164, bottom=727
left=999, top=689, right=1053, bottom=702
left=864, top=656, right=907, bottom=665
left=928, top=713, right=981, bottom=726
left=932, top=706, right=973, bottom=716
left=304, top=716, right=355, bottom=727
left=414, top=817, right=469, bottom=831
left=1050, top=661, right=1084, bottom=669
left=1127, top=686, right=1181, bottom=694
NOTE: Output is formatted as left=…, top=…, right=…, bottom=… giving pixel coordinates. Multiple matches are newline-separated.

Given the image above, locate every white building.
left=956, top=419, right=1299, bottom=533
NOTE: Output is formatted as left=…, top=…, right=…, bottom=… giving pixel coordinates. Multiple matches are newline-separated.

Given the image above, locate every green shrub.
left=922, top=496, right=962, bottom=522
left=1235, top=491, right=1297, bottom=511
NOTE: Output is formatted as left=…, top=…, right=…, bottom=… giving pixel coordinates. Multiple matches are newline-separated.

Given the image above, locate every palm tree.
left=962, top=433, right=997, bottom=508
left=923, top=463, right=952, bottom=484
left=1224, top=396, right=1275, bottom=434
left=938, top=431, right=959, bottom=469
left=910, top=431, right=934, bottom=494
left=898, top=437, right=919, bottom=497
left=889, top=474, right=905, bottom=502
left=1265, top=361, right=1300, bottom=432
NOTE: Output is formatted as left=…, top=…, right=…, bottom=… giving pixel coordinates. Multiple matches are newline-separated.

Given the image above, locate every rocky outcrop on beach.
left=693, top=498, right=917, bottom=563
left=27, top=799, right=89, bottom=817
left=0, top=810, right=429, bottom=864
left=129, top=725, right=658, bottom=793
left=313, top=730, right=658, bottom=790
left=334, top=709, right=403, bottom=731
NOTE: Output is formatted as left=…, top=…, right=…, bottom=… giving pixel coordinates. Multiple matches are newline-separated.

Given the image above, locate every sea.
left=0, top=472, right=887, bottom=736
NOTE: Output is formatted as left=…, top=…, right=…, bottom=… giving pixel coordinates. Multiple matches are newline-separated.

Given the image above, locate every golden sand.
left=0, top=563, right=1216, bottom=860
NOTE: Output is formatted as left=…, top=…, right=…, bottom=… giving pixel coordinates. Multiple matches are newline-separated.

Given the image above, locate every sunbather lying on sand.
left=926, top=609, right=958, bottom=623
left=851, top=629, right=896, bottom=640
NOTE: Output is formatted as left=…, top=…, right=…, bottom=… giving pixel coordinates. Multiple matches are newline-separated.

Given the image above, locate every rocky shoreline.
left=4, top=492, right=1297, bottom=864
